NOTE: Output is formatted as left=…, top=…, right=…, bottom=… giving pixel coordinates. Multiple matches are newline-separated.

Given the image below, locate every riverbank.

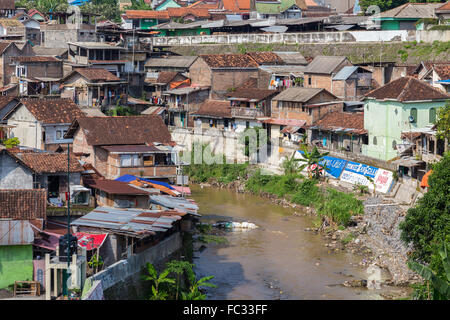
left=194, top=174, right=418, bottom=293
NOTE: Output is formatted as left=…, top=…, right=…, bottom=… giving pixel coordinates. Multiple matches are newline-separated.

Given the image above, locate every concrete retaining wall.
left=153, top=30, right=418, bottom=46
left=88, top=232, right=182, bottom=292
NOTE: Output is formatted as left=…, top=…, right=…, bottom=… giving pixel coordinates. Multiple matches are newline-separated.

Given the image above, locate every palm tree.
left=408, top=242, right=450, bottom=300
left=141, top=263, right=175, bottom=300
left=294, top=145, right=329, bottom=179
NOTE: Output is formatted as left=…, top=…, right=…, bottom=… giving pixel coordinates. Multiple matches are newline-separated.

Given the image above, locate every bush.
left=291, top=179, right=321, bottom=206
left=400, top=152, right=450, bottom=273
left=316, top=188, right=364, bottom=226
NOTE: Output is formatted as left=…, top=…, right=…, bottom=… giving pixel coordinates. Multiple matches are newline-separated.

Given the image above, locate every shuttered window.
left=410, top=108, right=417, bottom=123
left=429, top=108, right=436, bottom=124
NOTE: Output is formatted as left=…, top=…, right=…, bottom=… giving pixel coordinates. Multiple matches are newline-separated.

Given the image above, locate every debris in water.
left=214, top=221, right=258, bottom=230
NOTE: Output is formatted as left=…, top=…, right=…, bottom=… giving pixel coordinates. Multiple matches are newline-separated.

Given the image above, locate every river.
left=190, top=185, right=397, bottom=300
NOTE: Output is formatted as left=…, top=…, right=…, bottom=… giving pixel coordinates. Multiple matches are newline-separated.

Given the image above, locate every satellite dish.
left=408, top=115, right=414, bottom=123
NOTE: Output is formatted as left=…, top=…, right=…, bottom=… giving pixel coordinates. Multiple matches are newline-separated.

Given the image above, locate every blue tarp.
left=115, top=174, right=175, bottom=190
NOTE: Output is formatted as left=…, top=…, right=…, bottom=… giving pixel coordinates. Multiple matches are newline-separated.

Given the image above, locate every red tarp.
left=74, top=232, right=108, bottom=250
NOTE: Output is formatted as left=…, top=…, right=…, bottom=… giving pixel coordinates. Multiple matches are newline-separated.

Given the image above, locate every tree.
left=141, top=263, right=175, bottom=300
left=294, top=145, right=329, bottom=179
left=165, top=260, right=194, bottom=300
left=407, top=242, right=450, bottom=300
left=360, top=0, right=446, bottom=13
left=400, top=152, right=450, bottom=273
left=435, top=100, right=450, bottom=143
left=181, top=266, right=216, bottom=300
left=1, top=137, right=20, bottom=149
left=124, top=0, right=153, bottom=10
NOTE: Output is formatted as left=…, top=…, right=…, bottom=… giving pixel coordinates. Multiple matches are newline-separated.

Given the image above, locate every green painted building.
left=363, top=77, right=450, bottom=161
left=375, top=2, right=443, bottom=30
left=155, top=0, right=180, bottom=11
left=0, top=245, right=34, bottom=289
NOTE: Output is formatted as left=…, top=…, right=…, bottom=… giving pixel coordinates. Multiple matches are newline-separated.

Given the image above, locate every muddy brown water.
left=190, top=185, right=395, bottom=300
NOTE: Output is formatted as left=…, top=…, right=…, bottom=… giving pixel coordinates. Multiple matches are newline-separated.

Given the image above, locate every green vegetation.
left=408, top=243, right=450, bottom=300
left=1, top=137, right=20, bottom=149
left=435, top=101, right=450, bottom=142
left=400, top=152, right=450, bottom=299
left=106, top=105, right=138, bottom=116
left=124, top=0, right=153, bottom=10
left=185, top=143, right=363, bottom=227
left=142, top=260, right=216, bottom=300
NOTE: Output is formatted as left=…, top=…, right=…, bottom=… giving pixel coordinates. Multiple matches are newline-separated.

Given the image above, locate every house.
left=67, top=42, right=127, bottom=78
left=222, top=0, right=251, bottom=19
left=0, top=0, right=16, bottom=18
left=436, top=2, right=450, bottom=22
left=65, top=116, right=179, bottom=181
left=164, top=86, right=210, bottom=127
left=399, top=125, right=448, bottom=180
left=191, top=99, right=233, bottom=131
left=308, top=111, right=368, bottom=154
left=0, top=41, right=35, bottom=88
left=226, top=78, right=278, bottom=132
left=190, top=54, right=259, bottom=99
left=0, top=188, right=46, bottom=289
left=0, top=96, right=19, bottom=130
left=363, top=76, right=450, bottom=161
left=155, top=0, right=181, bottom=11
left=145, top=55, right=198, bottom=74
left=375, top=2, right=442, bottom=30
left=122, top=10, right=171, bottom=30
left=144, top=71, right=189, bottom=99
left=271, top=87, right=341, bottom=125
left=0, top=18, right=26, bottom=40
left=303, top=56, right=352, bottom=92
left=32, top=46, right=68, bottom=61
left=331, top=66, right=373, bottom=100
left=82, top=178, right=158, bottom=209
left=259, top=64, right=307, bottom=90
left=10, top=56, right=63, bottom=96
left=60, top=68, right=127, bottom=108
left=5, top=98, right=85, bottom=151
left=27, top=9, right=47, bottom=22
left=255, top=0, right=308, bottom=19
left=0, top=147, right=86, bottom=202
left=40, top=23, right=97, bottom=49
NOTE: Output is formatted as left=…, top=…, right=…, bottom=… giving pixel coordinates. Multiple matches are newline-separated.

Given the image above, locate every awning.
left=281, top=126, right=301, bottom=134
left=420, top=170, right=432, bottom=188
left=74, top=232, right=108, bottom=250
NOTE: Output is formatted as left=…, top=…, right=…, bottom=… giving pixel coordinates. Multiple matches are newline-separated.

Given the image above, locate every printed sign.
left=343, top=161, right=378, bottom=179
left=374, top=169, right=394, bottom=194
left=319, top=156, right=348, bottom=179
left=74, top=233, right=108, bottom=251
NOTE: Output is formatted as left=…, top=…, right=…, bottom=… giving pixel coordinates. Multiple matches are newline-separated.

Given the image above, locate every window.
left=392, top=140, right=397, bottom=150
left=410, top=108, right=417, bottom=123
left=373, top=136, right=377, bottom=145
left=308, top=77, right=312, bottom=85
left=429, top=108, right=436, bottom=124
left=143, top=155, right=154, bottom=166
left=15, top=66, right=26, bottom=77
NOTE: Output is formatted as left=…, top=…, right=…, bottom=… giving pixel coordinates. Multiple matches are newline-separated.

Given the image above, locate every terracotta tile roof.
left=226, top=87, right=278, bottom=101
left=433, top=64, right=450, bottom=80
left=65, top=116, right=173, bottom=146
left=11, top=56, right=60, bottom=63
left=0, top=95, right=18, bottom=112
left=0, top=189, right=46, bottom=219
left=124, top=10, right=170, bottom=19
left=10, top=151, right=84, bottom=173
left=364, top=77, right=450, bottom=102
left=84, top=179, right=152, bottom=195
left=246, top=51, right=285, bottom=65
left=188, top=0, right=221, bottom=9
left=73, top=68, right=121, bottom=82
left=20, top=98, right=85, bottom=124
left=435, top=1, right=450, bottom=12
left=157, top=71, right=180, bottom=84
left=222, top=0, right=251, bottom=12
left=193, top=99, right=231, bottom=118
left=314, top=111, right=366, bottom=134
left=200, top=54, right=259, bottom=69
left=167, top=7, right=211, bottom=18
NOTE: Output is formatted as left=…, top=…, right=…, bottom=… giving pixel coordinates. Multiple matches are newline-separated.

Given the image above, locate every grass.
left=315, top=188, right=364, bottom=226
left=341, top=232, right=355, bottom=245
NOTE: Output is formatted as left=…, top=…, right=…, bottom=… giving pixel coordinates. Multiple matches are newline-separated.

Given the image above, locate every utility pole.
left=66, top=142, right=71, bottom=299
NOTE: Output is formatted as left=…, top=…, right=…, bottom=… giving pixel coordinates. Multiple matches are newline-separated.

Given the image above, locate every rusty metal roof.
left=0, top=220, right=34, bottom=245
left=71, top=206, right=186, bottom=238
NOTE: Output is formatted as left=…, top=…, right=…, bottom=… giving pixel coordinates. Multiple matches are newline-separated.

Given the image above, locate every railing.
left=231, top=107, right=265, bottom=119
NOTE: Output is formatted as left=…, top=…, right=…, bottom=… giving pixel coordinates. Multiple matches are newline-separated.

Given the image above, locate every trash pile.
left=213, top=221, right=258, bottom=230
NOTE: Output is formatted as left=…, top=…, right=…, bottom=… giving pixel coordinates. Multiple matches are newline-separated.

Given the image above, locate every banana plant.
left=294, top=145, right=329, bottom=179
left=181, top=267, right=216, bottom=300
left=407, top=242, right=450, bottom=300
left=141, top=263, right=175, bottom=300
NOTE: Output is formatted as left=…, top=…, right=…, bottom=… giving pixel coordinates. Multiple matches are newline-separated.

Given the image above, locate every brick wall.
left=210, top=69, right=258, bottom=99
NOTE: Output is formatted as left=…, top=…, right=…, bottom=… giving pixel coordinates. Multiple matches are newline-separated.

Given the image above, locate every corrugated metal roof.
left=304, top=56, right=348, bottom=75
left=71, top=206, right=187, bottom=238
left=0, top=220, right=34, bottom=245
left=145, top=56, right=198, bottom=68
left=273, top=52, right=307, bottom=65
left=150, top=195, right=200, bottom=215
left=332, top=66, right=359, bottom=81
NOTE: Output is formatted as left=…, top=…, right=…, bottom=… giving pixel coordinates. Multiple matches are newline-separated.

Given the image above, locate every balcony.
left=118, top=165, right=178, bottom=178
left=231, top=107, right=265, bottom=119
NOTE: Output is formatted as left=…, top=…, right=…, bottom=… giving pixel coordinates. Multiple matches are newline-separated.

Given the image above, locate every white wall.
left=7, top=105, right=43, bottom=149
